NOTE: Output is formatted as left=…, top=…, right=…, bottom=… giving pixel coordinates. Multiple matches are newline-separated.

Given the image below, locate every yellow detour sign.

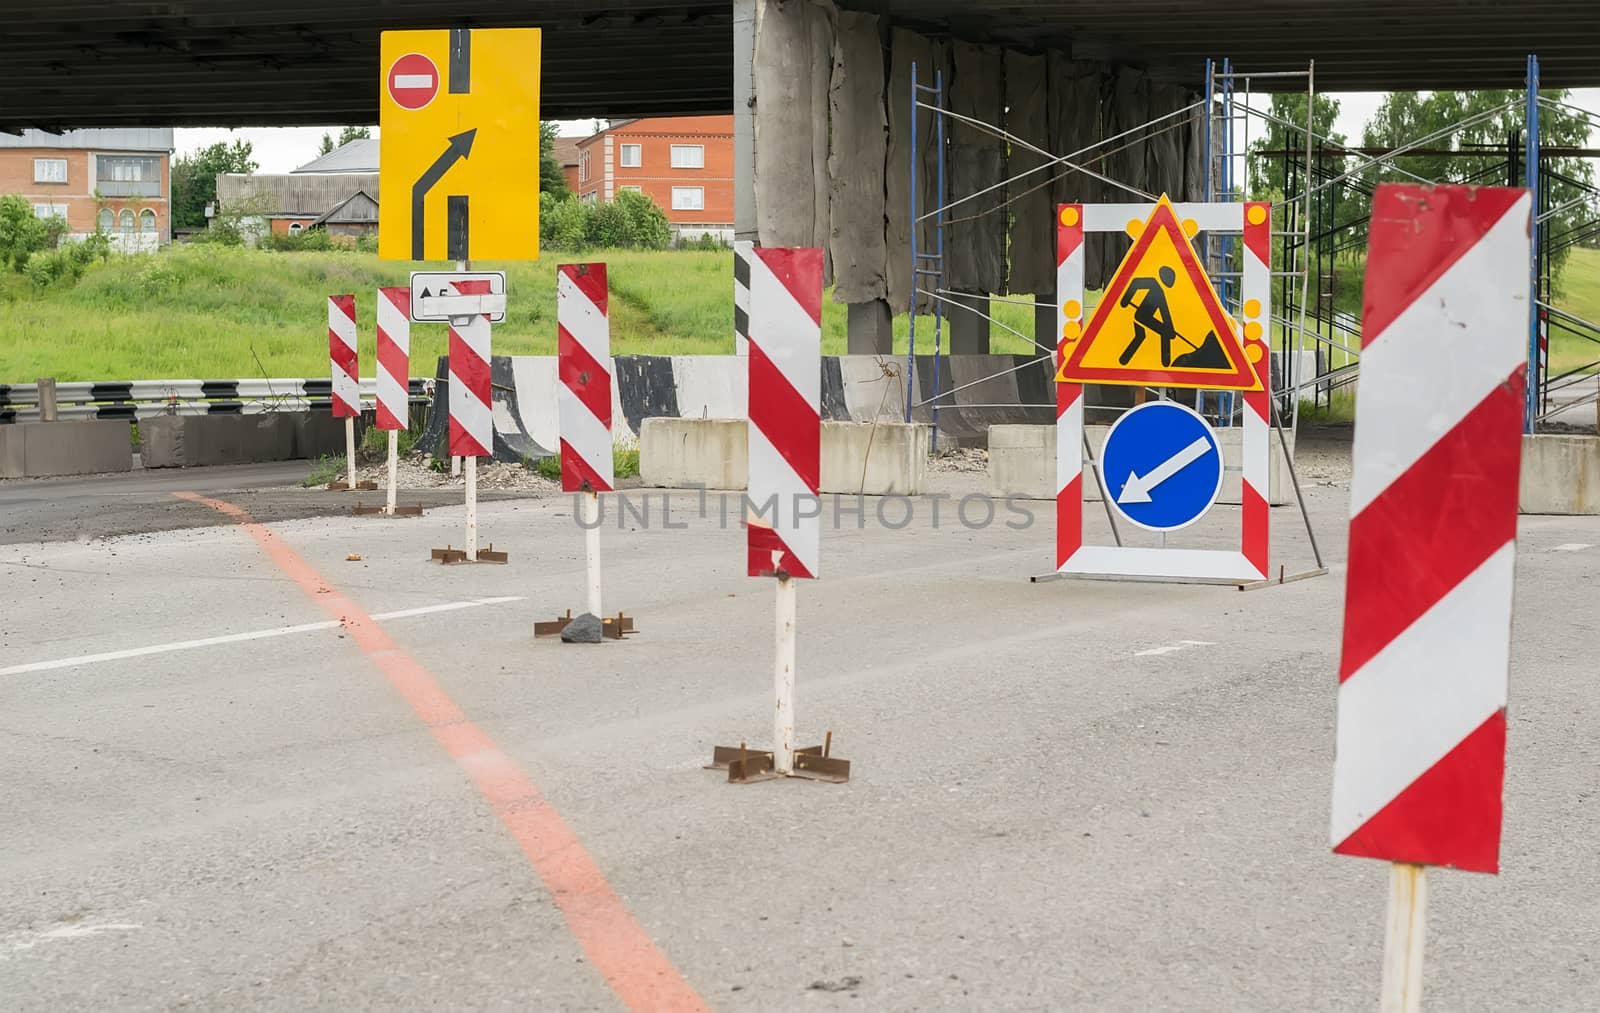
left=379, top=29, right=541, bottom=262
left=1057, top=195, right=1261, bottom=391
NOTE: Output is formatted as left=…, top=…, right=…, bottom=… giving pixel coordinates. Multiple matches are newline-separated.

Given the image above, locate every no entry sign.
left=387, top=53, right=439, bottom=110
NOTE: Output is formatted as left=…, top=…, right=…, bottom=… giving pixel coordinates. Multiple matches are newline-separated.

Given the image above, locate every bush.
left=0, top=194, right=59, bottom=271
left=675, top=232, right=728, bottom=252
left=539, top=190, right=673, bottom=253
left=24, top=249, right=81, bottom=289
left=262, top=228, right=334, bottom=252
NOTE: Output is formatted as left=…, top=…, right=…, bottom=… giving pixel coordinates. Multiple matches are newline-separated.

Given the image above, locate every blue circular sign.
left=1100, top=401, right=1223, bottom=532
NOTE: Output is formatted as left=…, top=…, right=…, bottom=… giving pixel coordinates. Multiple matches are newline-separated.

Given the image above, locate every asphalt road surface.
left=2, top=462, right=1597, bottom=1011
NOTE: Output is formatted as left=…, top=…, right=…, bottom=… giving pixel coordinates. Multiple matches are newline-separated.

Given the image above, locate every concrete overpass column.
left=947, top=292, right=991, bottom=353
left=734, top=0, right=756, bottom=246
left=847, top=302, right=894, bottom=354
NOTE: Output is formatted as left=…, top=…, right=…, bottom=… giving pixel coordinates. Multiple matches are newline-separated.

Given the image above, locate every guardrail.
left=0, top=378, right=433, bottom=424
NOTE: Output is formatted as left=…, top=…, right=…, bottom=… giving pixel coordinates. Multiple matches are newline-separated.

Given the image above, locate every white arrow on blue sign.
left=1100, top=400, right=1224, bottom=532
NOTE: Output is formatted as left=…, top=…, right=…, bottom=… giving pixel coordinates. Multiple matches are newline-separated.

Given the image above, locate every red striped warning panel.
left=557, top=263, right=614, bottom=493
left=746, top=247, right=822, bottom=579
left=375, top=286, right=410, bottom=431
left=328, top=294, right=359, bottom=419
left=1054, top=206, right=1085, bottom=571
left=448, top=279, right=494, bottom=458
left=1330, top=183, right=1530, bottom=874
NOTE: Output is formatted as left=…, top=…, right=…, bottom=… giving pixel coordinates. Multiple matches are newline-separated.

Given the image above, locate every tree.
left=171, top=139, right=259, bottom=230
left=317, top=132, right=336, bottom=156
left=1248, top=93, right=1346, bottom=201
left=1361, top=89, right=1595, bottom=279
left=0, top=194, right=52, bottom=271
left=318, top=125, right=371, bottom=157
left=540, top=122, right=571, bottom=199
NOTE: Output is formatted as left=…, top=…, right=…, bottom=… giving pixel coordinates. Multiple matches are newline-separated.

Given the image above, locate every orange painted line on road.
left=173, top=491, right=707, bottom=1013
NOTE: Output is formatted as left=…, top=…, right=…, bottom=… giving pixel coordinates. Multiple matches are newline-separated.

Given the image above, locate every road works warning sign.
left=379, top=28, right=541, bottom=262
left=1057, top=195, right=1261, bottom=391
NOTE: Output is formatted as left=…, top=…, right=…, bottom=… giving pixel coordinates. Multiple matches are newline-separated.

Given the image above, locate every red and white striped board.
left=746, top=247, right=822, bottom=580
left=328, top=294, right=359, bottom=419
left=1054, top=201, right=1272, bottom=583
left=448, top=279, right=494, bottom=458
left=1330, top=183, right=1530, bottom=873
left=557, top=263, right=614, bottom=493
left=375, top=286, right=410, bottom=431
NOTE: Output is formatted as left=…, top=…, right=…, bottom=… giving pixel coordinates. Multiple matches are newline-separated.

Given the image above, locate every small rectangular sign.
left=409, top=271, right=507, bottom=323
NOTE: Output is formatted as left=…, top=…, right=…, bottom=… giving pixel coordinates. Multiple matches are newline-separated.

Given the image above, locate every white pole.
left=385, top=429, right=399, bottom=514
left=1380, top=863, right=1427, bottom=1013
left=585, top=491, right=603, bottom=615
left=344, top=416, right=357, bottom=489
left=452, top=454, right=462, bottom=477
left=773, top=574, right=796, bottom=774
left=465, top=455, right=478, bottom=562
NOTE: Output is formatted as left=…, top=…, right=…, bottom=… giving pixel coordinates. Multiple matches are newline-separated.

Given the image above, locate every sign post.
left=372, top=286, right=422, bottom=517
left=706, top=248, right=848, bottom=783
left=381, top=27, right=539, bottom=564
left=326, top=293, right=376, bottom=493
left=1330, top=183, right=1530, bottom=1011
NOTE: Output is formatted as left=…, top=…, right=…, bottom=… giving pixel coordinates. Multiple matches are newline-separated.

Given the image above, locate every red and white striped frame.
left=447, top=279, right=494, bottom=458
left=746, top=247, right=822, bottom=579
left=328, top=294, right=359, bottom=419
left=1053, top=201, right=1272, bottom=583
left=557, top=263, right=614, bottom=493
left=1330, top=184, right=1530, bottom=874
left=375, top=286, right=410, bottom=431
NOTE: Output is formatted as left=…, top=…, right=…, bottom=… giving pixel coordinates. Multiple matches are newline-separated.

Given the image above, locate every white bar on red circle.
left=1330, top=183, right=1530, bottom=874
left=557, top=263, right=614, bottom=493
left=448, top=279, right=494, bottom=458
left=328, top=294, right=359, bottom=419
left=746, top=247, right=822, bottom=579
left=375, top=287, right=410, bottom=431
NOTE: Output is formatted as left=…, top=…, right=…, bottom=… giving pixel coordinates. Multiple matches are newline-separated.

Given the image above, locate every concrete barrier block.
left=0, top=426, right=23, bottom=478
left=820, top=421, right=930, bottom=495
left=640, top=417, right=747, bottom=490
left=292, top=413, right=357, bottom=460
left=641, top=418, right=931, bottom=495
left=1520, top=434, right=1600, bottom=514
left=0, top=420, right=132, bottom=478
left=139, top=414, right=304, bottom=468
left=988, top=422, right=1296, bottom=505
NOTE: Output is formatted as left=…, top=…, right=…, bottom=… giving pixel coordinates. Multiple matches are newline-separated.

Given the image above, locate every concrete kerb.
left=640, top=418, right=931, bottom=496
left=988, top=422, right=1298, bottom=506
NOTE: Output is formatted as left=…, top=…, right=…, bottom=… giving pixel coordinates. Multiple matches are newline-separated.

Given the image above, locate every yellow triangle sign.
left=1057, top=195, right=1263, bottom=392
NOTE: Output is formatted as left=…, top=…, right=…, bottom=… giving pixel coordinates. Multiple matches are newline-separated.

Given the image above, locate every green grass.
left=1550, top=247, right=1600, bottom=376
left=0, top=246, right=733, bottom=380
left=534, top=446, right=640, bottom=482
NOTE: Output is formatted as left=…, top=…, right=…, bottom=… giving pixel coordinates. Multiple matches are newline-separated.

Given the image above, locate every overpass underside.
left=2, top=1, right=732, bottom=130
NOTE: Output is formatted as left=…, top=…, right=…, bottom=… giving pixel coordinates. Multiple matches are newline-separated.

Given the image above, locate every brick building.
left=0, top=128, right=174, bottom=252
left=576, top=116, right=732, bottom=243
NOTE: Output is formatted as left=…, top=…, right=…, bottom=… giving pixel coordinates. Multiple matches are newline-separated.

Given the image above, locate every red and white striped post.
left=558, top=263, right=614, bottom=614
left=448, top=279, right=494, bottom=560
left=1331, top=183, right=1530, bottom=1012
left=328, top=293, right=359, bottom=489
left=746, top=247, right=822, bottom=774
left=375, top=286, right=410, bottom=514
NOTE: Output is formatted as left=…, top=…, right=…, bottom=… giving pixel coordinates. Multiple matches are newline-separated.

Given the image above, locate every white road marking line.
left=1554, top=543, right=1594, bottom=552
left=1134, top=640, right=1217, bottom=657
left=0, top=597, right=523, bottom=677
left=4, top=922, right=142, bottom=954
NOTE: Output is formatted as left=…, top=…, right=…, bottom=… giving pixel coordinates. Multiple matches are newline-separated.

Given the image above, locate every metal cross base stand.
left=326, top=479, right=379, bottom=492
left=1237, top=565, right=1330, bottom=592
left=533, top=609, right=637, bottom=640
left=430, top=543, right=509, bottom=564
left=353, top=502, right=424, bottom=517
left=706, top=733, right=851, bottom=784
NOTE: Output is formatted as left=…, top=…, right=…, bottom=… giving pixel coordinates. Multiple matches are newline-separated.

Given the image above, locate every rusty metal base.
left=353, top=502, right=424, bottom=517
left=705, top=735, right=851, bottom=784
left=327, top=480, right=379, bottom=491
left=430, top=544, right=509, bottom=564
left=534, top=609, right=637, bottom=639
